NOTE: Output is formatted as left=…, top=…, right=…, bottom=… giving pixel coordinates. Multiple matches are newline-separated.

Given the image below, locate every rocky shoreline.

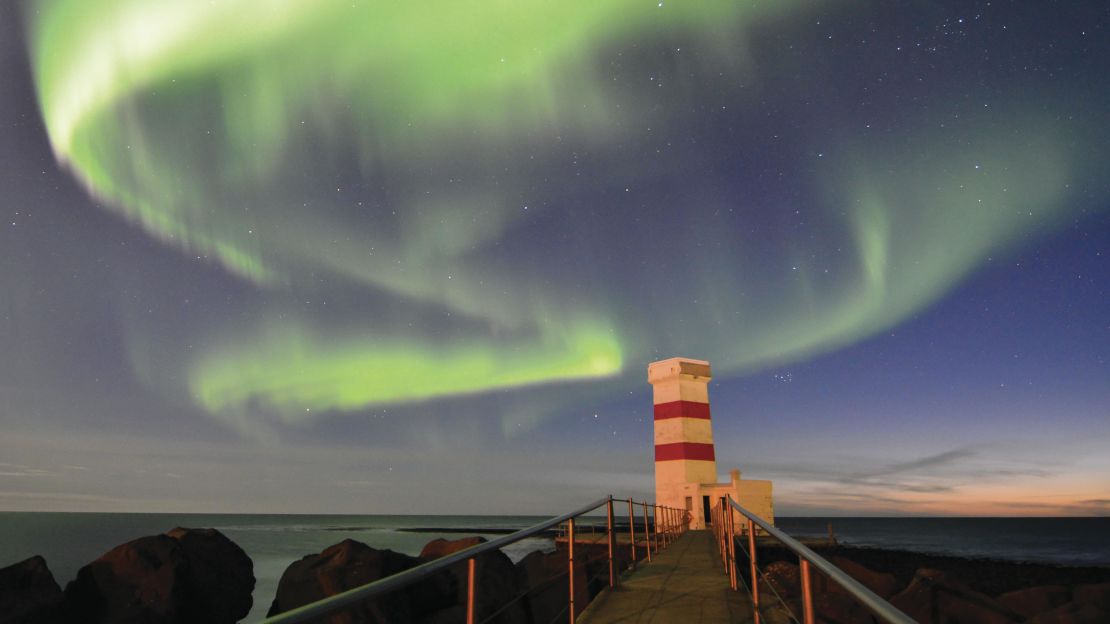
left=0, top=528, right=254, bottom=624
left=807, top=543, right=1110, bottom=596
left=1, top=527, right=1108, bottom=623
left=0, top=527, right=621, bottom=624
left=751, top=542, right=1110, bottom=623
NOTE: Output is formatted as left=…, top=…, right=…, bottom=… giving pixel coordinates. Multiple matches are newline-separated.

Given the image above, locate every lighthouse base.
left=657, top=469, right=773, bottom=530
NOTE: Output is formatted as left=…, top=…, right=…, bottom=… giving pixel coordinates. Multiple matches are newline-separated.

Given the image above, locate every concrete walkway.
left=577, top=530, right=754, bottom=624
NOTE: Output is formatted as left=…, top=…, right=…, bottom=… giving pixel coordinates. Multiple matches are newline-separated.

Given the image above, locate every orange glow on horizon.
left=777, top=477, right=1109, bottom=516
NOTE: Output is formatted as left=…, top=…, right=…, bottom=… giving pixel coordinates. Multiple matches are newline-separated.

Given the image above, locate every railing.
left=258, top=495, right=688, bottom=624
left=712, top=496, right=916, bottom=624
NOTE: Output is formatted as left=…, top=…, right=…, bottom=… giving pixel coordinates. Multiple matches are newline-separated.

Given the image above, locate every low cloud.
left=734, top=445, right=1076, bottom=515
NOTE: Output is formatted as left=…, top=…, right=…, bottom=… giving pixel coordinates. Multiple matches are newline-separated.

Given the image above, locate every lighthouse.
left=649, top=357, right=774, bottom=530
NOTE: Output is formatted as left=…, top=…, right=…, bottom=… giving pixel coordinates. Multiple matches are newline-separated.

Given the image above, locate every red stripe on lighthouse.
left=653, top=401, right=711, bottom=421
left=654, top=442, right=716, bottom=462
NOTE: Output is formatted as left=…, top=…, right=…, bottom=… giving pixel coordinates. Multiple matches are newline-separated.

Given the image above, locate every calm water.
left=2, top=514, right=1107, bottom=621
left=776, top=517, right=1110, bottom=566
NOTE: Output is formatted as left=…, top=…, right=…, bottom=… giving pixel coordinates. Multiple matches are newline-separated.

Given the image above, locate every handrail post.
left=606, top=496, right=616, bottom=588
left=721, top=503, right=728, bottom=572
left=627, top=498, right=636, bottom=566
left=748, top=517, right=760, bottom=624
left=717, top=503, right=724, bottom=565
left=727, top=502, right=737, bottom=590
left=719, top=503, right=728, bottom=573
left=466, top=557, right=477, bottom=624
left=719, top=499, right=728, bottom=548
left=718, top=502, right=724, bottom=569
left=800, top=559, right=816, bottom=624
left=568, top=517, right=576, bottom=624
left=642, top=501, right=652, bottom=562
left=718, top=502, right=724, bottom=551
left=719, top=499, right=728, bottom=568
left=648, top=506, right=657, bottom=548
left=652, top=506, right=657, bottom=547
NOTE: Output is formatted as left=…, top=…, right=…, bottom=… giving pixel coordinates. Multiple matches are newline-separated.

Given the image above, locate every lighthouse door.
left=702, top=495, right=712, bottom=527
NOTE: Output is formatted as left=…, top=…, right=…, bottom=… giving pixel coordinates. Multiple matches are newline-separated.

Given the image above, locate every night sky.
left=1, top=1, right=1107, bottom=516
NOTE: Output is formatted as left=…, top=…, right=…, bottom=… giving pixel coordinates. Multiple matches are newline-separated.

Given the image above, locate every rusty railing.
left=712, top=496, right=915, bottom=624
left=258, top=495, right=688, bottom=624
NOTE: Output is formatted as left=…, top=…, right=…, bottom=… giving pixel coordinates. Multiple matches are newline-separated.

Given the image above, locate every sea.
left=2, top=513, right=1107, bottom=622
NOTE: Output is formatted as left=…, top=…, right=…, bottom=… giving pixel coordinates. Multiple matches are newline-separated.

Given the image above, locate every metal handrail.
left=259, top=495, right=687, bottom=624
left=719, top=496, right=915, bottom=624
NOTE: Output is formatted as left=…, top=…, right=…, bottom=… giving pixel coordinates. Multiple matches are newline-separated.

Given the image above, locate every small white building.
left=649, top=357, right=774, bottom=530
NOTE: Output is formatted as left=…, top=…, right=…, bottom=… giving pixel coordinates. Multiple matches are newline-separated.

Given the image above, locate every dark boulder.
left=996, top=585, right=1070, bottom=619
left=1028, top=601, right=1108, bottom=624
left=1025, top=583, right=1110, bottom=624
left=828, top=555, right=901, bottom=600
left=515, top=546, right=597, bottom=624
left=64, top=527, right=254, bottom=624
left=516, top=550, right=566, bottom=624
left=813, top=591, right=875, bottom=624
left=164, top=528, right=254, bottom=622
left=762, top=560, right=801, bottom=599
left=0, top=555, right=66, bottom=624
left=419, top=537, right=484, bottom=561
left=760, top=560, right=887, bottom=624
left=563, top=541, right=611, bottom=615
left=65, top=534, right=179, bottom=623
left=418, top=605, right=466, bottom=624
left=418, top=536, right=527, bottom=624
left=890, top=568, right=1020, bottom=624
left=267, top=539, right=452, bottom=624
left=1072, top=581, right=1110, bottom=611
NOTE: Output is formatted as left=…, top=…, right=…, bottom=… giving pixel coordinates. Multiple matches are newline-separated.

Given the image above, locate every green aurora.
left=26, top=0, right=1103, bottom=437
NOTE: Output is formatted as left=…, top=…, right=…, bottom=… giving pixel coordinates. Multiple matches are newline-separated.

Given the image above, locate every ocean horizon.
left=3, top=513, right=1108, bottom=621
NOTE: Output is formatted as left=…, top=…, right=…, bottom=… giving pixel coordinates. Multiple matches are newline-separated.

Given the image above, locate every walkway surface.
left=577, top=530, right=754, bottom=624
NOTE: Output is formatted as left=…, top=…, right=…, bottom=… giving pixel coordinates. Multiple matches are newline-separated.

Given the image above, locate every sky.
left=0, top=1, right=1107, bottom=516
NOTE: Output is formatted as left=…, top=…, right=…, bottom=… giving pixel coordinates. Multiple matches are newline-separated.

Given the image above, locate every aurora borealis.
left=1, top=1, right=1107, bottom=515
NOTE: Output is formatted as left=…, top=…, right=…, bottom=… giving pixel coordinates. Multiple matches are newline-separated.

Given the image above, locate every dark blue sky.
left=1, top=1, right=1106, bottom=514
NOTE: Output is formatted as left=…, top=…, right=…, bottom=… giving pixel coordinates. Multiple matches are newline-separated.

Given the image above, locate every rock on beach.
left=63, top=527, right=254, bottom=624
left=266, top=538, right=454, bottom=624
left=0, top=555, right=67, bottom=624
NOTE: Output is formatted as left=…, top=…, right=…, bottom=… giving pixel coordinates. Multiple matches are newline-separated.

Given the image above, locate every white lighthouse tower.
left=648, top=357, right=774, bottom=529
